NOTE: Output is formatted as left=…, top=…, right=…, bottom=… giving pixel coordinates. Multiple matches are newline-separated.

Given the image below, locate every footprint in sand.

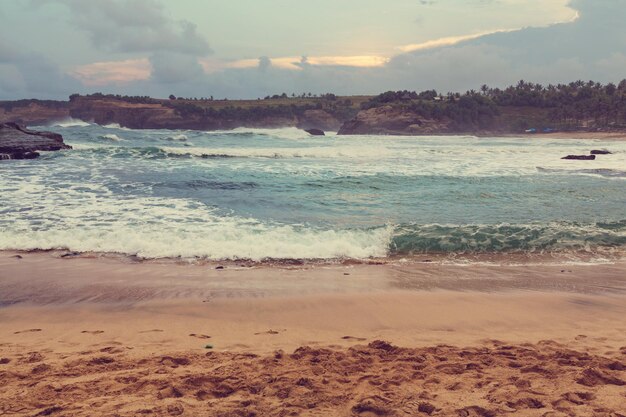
left=14, top=329, right=42, bottom=334
left=81, top=330, right=104, bottom=335
left=189, top=334, right=211, bottom=339
left=342, top=336, right=367, bottom=341
left=139, top=329, right=164, bottom=333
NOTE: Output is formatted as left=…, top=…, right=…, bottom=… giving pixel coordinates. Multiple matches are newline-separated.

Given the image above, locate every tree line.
left=363, top=80, right=626, bottom=131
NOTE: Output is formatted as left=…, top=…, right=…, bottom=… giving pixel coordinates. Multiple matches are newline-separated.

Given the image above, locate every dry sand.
left=0, top=251, right=625, bottom=416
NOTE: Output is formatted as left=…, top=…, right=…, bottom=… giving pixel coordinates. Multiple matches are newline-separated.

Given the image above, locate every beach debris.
left=12, top=254, right=23, bottom=259
left=342, top=336, right=367, bottom=341
left=215, top=265, right=225, bottom=270
left=561, top=155, right=596, bottom=160
left=189, top=333, right=212, bottom=339
left=343, top=272, right=350, bottom=275
left=0, top=358, right=11, bottom=364
left=14, top=328, right=42, bottom=334
left=81, top=330, right=104, bottom=334
left=255, top=329, right=280, bottom=335
left=590, top=149, right=612, bottom=155
left=204, top=344, right=214, bottom=349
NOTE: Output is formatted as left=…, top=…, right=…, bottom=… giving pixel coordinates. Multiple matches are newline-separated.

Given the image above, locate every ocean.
left=1, top=121, right=624, bottom=262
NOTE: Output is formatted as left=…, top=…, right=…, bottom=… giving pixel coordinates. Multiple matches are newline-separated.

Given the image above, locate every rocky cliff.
left=0, top=96, right=357, bottom=132
left=337, top=105, right=450, bottom=135
left=0, top=123, right=71, bottom=160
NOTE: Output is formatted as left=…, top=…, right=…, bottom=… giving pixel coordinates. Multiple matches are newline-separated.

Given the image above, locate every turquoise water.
left=0, top=121, right=624, bottom=260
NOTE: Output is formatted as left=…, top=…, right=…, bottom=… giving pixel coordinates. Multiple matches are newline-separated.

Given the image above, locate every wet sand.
left=1, top=251, right=625, bottom=416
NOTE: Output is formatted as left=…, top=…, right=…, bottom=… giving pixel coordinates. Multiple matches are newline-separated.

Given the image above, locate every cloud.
left=42, top=0, right=211, bottom=56
left=149, top=52, right=205, bottom=84
left=396, top=29, right=516, bottom=53
left=0, top=39, right=80, bottom=98
left=4, top=0, right=626, bottom=100
left=33, top=0, right=213, bottom=91
left=71, top=58, right=151, bottom=86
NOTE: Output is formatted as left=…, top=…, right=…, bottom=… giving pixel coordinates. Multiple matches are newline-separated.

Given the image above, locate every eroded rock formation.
left=0, top=122, right=71, bottom=160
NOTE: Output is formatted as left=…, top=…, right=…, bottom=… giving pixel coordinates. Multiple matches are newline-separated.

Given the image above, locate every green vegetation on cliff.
left=360, top=80, right=626, bottom=133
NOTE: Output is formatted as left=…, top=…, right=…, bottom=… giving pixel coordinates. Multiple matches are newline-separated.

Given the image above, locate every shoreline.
left=4, top=247, right=625, bottom=267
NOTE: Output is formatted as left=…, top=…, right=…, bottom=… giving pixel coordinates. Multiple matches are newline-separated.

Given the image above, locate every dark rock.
left=0, top=122, right=71, bottom=160
left=561, top=155, right=596, bottom=160
left=304, top=128, right=325, bottom=136
left=590, top=150, right=612, bottom=155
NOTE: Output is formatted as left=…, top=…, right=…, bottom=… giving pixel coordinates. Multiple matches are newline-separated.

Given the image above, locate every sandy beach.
left=1, top=251, right=625, bottom=416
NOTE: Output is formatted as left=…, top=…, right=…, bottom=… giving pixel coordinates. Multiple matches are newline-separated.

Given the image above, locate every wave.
left=165, top=134, right=188, bottom=142
left=50, top=118, right=91, bottom=128
left=160, top=145, right=393, bottom=159
left=206, top=127, right=326, bottom=140
left=98, top=134, right=124, bottom=142
left=0, top=200, right=393, bottom=260
left=537, top=167, right=626, bottom=179
left=390, top=222, right=626, bottom=254
left=1, top=214, right=623, bottom=260
left=102, top=123, right=131, bottom=131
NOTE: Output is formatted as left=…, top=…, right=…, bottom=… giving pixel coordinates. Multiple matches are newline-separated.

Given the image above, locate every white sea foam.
left=50, top=118, right=91, bottom=128
left=99, top=133, right=124, bottom=142
left=102, top=123, right=131, bottom=130
left=207, top=127, right=321, bottom=140
left=0, top=173, right=392, bottom=259
left=165, top=134, right=188, bottom=142
left=160, top=145, right=395, bottom=159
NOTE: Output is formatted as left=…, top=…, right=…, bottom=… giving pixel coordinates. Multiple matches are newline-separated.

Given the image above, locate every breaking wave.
left=50, top=118, right=91, bottom=128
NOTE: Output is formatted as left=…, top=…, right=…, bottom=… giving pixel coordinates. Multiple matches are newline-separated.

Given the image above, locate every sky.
left=0, top=0, right=624, bottom=99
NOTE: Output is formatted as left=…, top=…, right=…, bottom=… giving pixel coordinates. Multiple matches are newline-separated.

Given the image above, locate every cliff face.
left=338, top=105, right=450, bottom=135
left=0, top=123, right=71, bottom=160
left=0, top=97, right=352, bottom=131
left=0, top=102, right=69, bottom=126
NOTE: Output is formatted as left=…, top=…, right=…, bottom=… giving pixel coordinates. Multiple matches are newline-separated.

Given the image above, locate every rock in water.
left=590, top=150, right=612, bottom=155
left=561, top=155, right=596, bottom=160
left=0, top=122, right=71, bottom=160
left=304, top=128, right=325, bottom=136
